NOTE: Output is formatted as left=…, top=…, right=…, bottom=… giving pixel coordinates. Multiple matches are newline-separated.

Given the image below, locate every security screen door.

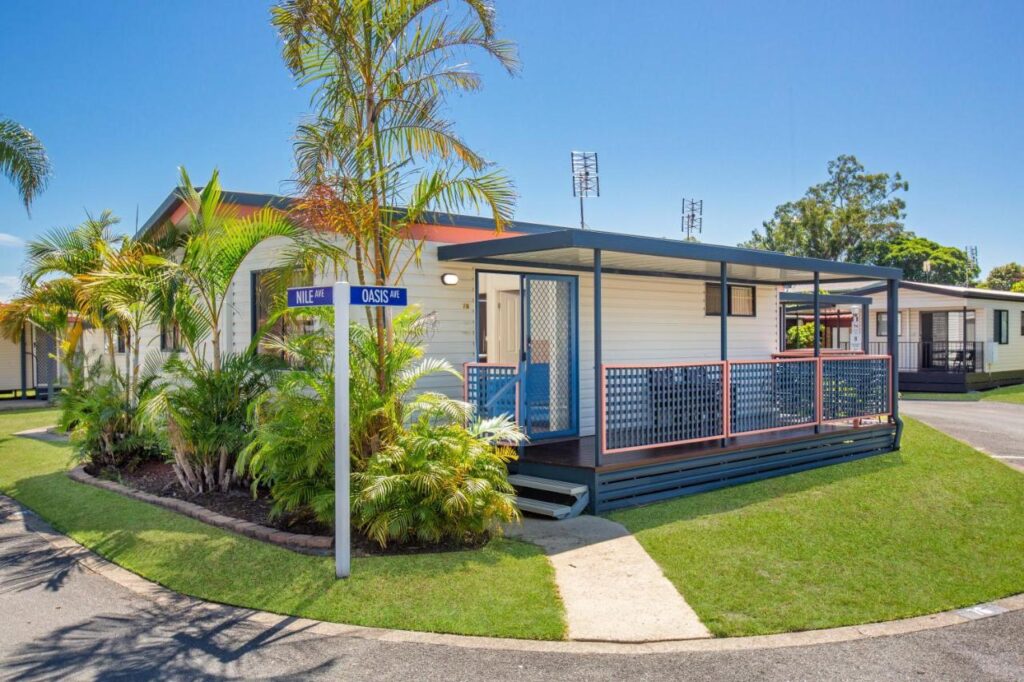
left=522, top=275, right=577, bottom=439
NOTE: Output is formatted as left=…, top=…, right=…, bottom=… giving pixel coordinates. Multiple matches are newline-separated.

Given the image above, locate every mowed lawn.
left=900, top=383, right=1024, bottom=404
left=610, top=417, right=1024, bottom=637
left=0, top=409, right=566, bottom=640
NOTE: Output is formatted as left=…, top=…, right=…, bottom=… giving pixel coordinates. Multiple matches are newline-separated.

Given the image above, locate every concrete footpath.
left=901, top=399, right=1024, bottom=472
left=507, top=516, right=711, bottom=642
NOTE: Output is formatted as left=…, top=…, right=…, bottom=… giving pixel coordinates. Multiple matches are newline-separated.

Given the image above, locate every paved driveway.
left=3, top=499, right=1024, bottom=680
left=901, top=400, right=1024, bottom=471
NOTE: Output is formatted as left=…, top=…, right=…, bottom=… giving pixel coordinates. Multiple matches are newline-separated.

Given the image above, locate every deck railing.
left=869, top=341, right=983, bottom=373
left=602, top=355, right=892, bottom=453
left=463, top=363, right=519, bottom=421
left=602, top=363, right=727, bottom=454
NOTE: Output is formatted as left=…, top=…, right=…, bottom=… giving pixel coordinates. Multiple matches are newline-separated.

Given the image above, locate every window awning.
left=437, top=229, right=902, bottom=285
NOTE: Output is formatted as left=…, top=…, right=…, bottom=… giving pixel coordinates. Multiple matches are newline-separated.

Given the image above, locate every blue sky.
left=2, top=1, right=1022, bottom=298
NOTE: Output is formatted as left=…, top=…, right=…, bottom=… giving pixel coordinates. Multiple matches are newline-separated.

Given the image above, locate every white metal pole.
left=334, top=281, right=351, bottom=578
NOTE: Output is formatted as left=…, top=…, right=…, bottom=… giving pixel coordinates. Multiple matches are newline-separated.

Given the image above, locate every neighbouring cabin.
left=0, top=322, right=62, bottom=401
left=849, top=281, right=1024, bottom=393
left=99, top=189, right=904, bottom=516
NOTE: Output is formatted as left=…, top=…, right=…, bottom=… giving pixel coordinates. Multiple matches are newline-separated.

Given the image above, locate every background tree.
left=982, top=262, right=1024, bottom=291
left=0, top=117, right=51, bottom=212
left=743, top=154, right=908, bottom=261
left=274, top=0, right=519, bottom=393
left=854, top=233, right=979, bottom=285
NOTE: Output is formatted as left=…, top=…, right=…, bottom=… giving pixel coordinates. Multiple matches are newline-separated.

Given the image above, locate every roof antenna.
left=681, top=198, right=703, bottom=241
left=964, top=245, right=978, bottom=287
left=570, top=151, right=599, bottom=230
left=135, top=204, right=140, bottom=233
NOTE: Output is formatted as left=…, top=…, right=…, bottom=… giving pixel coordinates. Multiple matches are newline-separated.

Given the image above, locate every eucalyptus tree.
left=0, top=117, right=51, bottom=212
left=272, top=0, right=519, bottom=392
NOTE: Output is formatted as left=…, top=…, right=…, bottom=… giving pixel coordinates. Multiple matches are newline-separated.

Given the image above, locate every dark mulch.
left=107, top=459, right=489, bottom=557
left=117, top=460, right=332, bottom=537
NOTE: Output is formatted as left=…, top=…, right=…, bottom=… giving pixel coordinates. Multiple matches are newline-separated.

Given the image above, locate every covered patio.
left=439, top=229, right=903, bottom=512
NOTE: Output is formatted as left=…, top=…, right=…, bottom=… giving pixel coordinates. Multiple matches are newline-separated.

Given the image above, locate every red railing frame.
left=728, top=357, right=821, bottom=437
left=819, top=354, right=894, bottom=424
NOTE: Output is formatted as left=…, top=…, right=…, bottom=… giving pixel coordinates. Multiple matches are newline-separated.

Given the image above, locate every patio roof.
left=779, top=291, right=873, bottom=306
left=846, top=280, right=1024, bottom=303
left=437, top=229, right=902, bottom=285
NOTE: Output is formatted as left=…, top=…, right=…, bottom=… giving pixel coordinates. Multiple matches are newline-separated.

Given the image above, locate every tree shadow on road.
left=2, top=601, right=344, bottom=681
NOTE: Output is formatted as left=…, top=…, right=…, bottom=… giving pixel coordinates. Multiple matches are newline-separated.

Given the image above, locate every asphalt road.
left=3, top=499, right=1024, bottom=680
left=901, top=399, right=1024, bottom=471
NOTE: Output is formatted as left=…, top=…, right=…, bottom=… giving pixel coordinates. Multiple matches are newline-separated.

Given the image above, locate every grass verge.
left=900, top=391, right=981, bottom=402
left=609, top=418, right=1024, bottom=637
left=0, top=410, right=566, bottom=640
left=981, top=383, right=1024, bottom=405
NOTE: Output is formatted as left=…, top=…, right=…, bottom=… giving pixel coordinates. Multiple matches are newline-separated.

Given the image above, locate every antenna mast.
left=681, top=198, right=703, bottom=241
left=965, top=245, right=978, bottom=287
left=570, top=151, right=599, bottom=229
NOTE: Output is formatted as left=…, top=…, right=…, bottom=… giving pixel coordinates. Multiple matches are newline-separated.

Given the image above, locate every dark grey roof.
left=844, top=280, right=1024, bottom=303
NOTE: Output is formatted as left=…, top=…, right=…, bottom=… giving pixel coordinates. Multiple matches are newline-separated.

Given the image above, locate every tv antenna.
left=570, top=151, right=599, bottom=229
left=681, top=198, right=703, bottom=241
left=965, top=245, right=978, bottom=287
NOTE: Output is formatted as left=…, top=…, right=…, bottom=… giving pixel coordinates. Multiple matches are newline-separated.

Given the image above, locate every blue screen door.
left=522, top=275, right=577, bottom=439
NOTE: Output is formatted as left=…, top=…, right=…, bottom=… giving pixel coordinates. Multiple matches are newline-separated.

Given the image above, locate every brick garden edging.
left=68, top=466, right=332, bottom=556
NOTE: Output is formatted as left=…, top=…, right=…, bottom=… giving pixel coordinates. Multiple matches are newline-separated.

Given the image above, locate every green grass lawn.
left=981, top=383, right=1024, bottom=405
left=0, top=409, right=566, bottom=640
left=899, top=384, right=1024, bottom=405
left=609, top=417, right=1024, bottom=637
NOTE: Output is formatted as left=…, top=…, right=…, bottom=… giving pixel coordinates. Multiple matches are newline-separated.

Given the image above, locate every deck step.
left=514, top=496, right=575, bottom=519
left=508, top=474, right=588, bottom=497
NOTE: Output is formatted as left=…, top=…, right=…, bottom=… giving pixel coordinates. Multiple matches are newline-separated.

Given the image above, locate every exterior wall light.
left=441, top=273, right=459, bottom=286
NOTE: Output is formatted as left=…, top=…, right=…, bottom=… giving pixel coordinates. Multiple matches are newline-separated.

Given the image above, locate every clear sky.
left=2, top=1, right=1022, bottom=299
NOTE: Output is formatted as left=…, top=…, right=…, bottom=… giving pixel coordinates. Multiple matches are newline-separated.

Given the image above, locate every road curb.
left=3, top=492, right=1022, bottom=654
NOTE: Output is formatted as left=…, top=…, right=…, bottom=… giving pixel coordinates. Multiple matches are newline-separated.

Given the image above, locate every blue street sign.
left=287, top=286, right=334, bottom=308
left=350, top=286, right=408, bottom=307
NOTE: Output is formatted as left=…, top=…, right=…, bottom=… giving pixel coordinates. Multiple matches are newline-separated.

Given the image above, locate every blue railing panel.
left=465, top=364, right=518, bottom=420
left=822, top=357, right=890, bottom=421
left=604, top=364, right=725, bottom=452
left=729, top=360, right=818, bottom=434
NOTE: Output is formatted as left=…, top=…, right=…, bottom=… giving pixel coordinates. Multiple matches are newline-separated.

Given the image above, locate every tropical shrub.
left=146, top=353, right=278, bottom=494
left=58, top=360, right=162, bottom=472
left=353, top=403, right=523, bottom=548
left=241, top=307, right=525, bottom=546
left=787, top=322, right=817, bottom=349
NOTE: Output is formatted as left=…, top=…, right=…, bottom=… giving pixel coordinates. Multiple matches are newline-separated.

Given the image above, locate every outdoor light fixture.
left=441, top=273, right=459, bottom=286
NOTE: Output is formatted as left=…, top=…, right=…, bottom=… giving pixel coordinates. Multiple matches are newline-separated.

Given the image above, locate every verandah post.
left=594, top=248, right=603, bottom=468
left=862, top=302, right=870, bottom=353
left=813, top=272, right=821, bottom=432
left=720, top=262, right=728, bottom=441
left=888, top=278, right=902, bottom=447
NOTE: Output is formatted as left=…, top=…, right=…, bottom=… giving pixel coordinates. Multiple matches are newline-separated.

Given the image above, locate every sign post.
left=288, top=283, right=407, bottom=579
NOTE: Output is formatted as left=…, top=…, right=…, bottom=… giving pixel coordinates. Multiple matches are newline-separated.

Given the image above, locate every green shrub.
left=58, top=360, right=162, bottom=471
left=241, top=307, right=526, bottom=547
left=787, top=322, right=817, bottom=349
left=145, top=353, right=278, bottom=494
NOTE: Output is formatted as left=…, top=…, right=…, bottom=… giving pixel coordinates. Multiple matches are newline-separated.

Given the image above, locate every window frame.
left=875, top=311, right=903, bottom=337
left=995, top=309, right=1010, bottom=345
left=160, top=319, right=182, bottom=352
left=115, top=327, right=130, bottom=354
left=704, top=283, right=757, bottom=318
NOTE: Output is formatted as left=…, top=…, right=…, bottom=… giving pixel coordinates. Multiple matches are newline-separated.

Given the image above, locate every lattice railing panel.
left=821, top=357, right=890, bottom=421
left=604, top=364, right=725, bottom=452
left=729, top=360, right=818, bottom=435
left=465, top=364, right=519, bottom=421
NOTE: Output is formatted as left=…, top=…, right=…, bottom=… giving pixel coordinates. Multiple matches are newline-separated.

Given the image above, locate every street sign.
left=287, top=286, right=334, bottom=308
left=349, top=285, right=407, bottom=307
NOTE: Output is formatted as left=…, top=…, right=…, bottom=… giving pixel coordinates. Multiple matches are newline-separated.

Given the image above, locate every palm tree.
left=273, top=0, right=519, bottom=393
left=0, top=117, right=52, bottom=212
left=0, top=212, right=124, bottom=376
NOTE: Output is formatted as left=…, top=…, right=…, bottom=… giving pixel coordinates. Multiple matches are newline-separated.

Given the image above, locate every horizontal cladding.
left=594, top=427, right=896, bottom=512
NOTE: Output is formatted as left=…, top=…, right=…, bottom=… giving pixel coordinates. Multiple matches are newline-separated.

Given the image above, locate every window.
left=705, top=284, right=756, bottom=317
left=115, top=327, right=130, bottom=353
left=1020, top=310, right=1024, bottom=336
left=251, top=269, right=313, bottom=356
left=160, top=320, right=182, bottom=352
left=876, top=311, right=903, bottom=337
left=995, top=309, right=1009, bottom=345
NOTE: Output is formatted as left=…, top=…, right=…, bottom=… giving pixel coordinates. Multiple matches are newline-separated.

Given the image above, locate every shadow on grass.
left=612, top=448, right=904, bottom=533
left=2, top=601, right=341, bottom=681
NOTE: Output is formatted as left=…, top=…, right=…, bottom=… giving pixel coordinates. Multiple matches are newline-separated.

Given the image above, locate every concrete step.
left=508, top=474, right=588, bottom=498
left=514, top=496, right=575, bottom=520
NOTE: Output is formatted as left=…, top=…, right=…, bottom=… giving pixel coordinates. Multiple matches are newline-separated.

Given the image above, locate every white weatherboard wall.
left=94, top=232, right=781, bottom=439
left=228, top=235, right=779, bottom=438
